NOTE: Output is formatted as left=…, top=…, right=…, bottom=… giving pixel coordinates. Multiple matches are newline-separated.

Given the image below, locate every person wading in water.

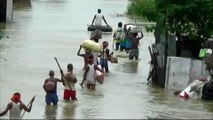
left=0, top=92, right=35, bottom=119
left=80, top=55, right=103, bottom=90
left=91, top=9, right=109, bottom=27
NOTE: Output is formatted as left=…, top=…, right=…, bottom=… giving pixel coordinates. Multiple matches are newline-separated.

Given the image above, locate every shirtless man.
left=62, top=63, right=77, bottom=101
left=127, top=32, right=143, bottom=60
left=43, top=70, right=64, bottom=105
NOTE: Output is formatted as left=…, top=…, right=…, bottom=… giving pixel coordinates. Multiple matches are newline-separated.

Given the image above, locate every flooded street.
left=0, top=0, right=212, bottom=119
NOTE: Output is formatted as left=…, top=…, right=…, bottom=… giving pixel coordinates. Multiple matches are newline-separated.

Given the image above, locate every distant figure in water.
left=91, top=9, right=109, bottom=26
left=43, top=70, right=64, bottom=105
left=127, top=31, right=143, bottom=60
left=113, top=21, right=124, bottom=51
left=0, top=92, right=35, bottom=119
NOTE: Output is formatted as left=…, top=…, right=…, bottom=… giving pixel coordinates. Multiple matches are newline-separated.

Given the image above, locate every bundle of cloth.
left=81, top=39, right=103, bottom=53
left=176, top=76, right=213, bottom=100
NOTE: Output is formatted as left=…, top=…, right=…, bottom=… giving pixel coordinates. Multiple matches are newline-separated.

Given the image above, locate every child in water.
left=100, top=41, right=113, bottom=72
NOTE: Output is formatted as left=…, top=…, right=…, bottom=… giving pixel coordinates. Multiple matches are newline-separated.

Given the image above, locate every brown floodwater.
left=0, top=0, right=212, bottom=119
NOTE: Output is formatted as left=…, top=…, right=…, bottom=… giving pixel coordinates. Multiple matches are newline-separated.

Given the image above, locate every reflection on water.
left=61, top=101, right=76, bottom=119
left=44, top=105, right=58, bottom=119
left=114, top=59, right=139, bottom=74
left=13, top=0, right=32, bottom=9
left=147, top=86, right=169, bottom=105
left=79, top=90, right=104, bottom=119
left=201, top=100, right=213, bottom=112
left=122, top=60, right=139, bottom=73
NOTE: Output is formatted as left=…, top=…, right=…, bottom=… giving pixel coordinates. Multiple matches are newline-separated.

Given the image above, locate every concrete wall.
left=6, top=0, right=13, bottom=22
left=155, top=34, right=176, bottom=68
left=165, top=57, right=209, bottom=91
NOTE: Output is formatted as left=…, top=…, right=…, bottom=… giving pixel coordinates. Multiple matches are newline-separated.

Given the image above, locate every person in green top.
left=113, top=22, right=124, bottom=51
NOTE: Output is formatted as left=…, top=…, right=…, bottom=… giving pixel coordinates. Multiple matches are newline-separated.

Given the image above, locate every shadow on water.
left=147, top=86, right=169, bottom=105
left=201, top=100, right=213, bottom=112
left=44, top=105, right=58, bottom=119
left=78, top=90, right=104, bottom=119
left=0, top=23, right=6, bottom=29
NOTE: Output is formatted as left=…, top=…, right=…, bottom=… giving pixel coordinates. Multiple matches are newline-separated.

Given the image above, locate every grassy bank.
left=127, top=0, right=155, bottom=21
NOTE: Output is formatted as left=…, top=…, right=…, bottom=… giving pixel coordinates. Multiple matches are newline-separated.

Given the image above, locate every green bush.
left=127, top=0, right=213, bottom=42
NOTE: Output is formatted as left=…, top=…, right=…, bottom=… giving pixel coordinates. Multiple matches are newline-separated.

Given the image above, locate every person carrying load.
left=113, top=22, right=124, bottom=51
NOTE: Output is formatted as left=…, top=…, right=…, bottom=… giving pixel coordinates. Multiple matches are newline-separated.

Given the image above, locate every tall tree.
left=127, top=0, right=213, bottom=42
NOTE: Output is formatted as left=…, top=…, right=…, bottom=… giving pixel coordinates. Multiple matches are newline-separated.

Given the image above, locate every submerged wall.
left=165, top=57, right=209, bottom=91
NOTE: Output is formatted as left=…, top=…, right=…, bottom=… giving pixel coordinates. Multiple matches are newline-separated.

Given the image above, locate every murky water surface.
left=0, top=0, right=212, bottom=119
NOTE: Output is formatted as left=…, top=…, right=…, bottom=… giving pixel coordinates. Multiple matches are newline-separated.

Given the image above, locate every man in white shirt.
left=91, top=9, right=109, bottom=26
left=0, top=92, right=35, bottom=119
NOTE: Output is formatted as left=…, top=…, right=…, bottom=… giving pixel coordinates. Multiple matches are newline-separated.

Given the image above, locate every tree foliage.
left=0, top=31, right=4, bottom=40
left=127, top=0, right=213, bottom=42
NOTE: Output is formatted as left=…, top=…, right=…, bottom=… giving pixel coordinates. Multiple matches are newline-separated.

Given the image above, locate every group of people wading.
left=0, top=8, right=146, bottom=119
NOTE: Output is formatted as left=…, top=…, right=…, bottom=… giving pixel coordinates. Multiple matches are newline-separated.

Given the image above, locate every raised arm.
left=77, top=45, right=84, bottom=57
